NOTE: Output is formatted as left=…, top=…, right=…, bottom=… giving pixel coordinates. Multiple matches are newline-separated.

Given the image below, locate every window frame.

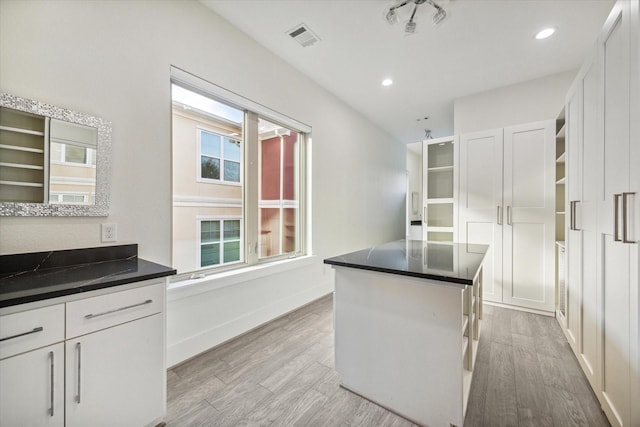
left=196, top=127, right=242, bottom=186
left=196, top=217, right=244, bottom=269
left=171, top=66, right=310, bottom=278
left=49, top=141, right=96, bottom=167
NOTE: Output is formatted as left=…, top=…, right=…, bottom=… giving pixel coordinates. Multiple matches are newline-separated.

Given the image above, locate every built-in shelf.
left=556, top=211, right=566, bottom=215
left=0, top=143, right=45, bottom=154
left=556, top=152, right=566, bottom=163
left=0, top=125, right=45, bottom=136
left=556, top=177, right=566, bottom=184
left=426, top=197, right=454, bottom=204
left=426, top=226, right=454, bottom=233
left=427, top=165, right=454, bottom=172
left=0, top=162, right=44, bottom=170
left=0, top=180, right=44, bottom=187
left=556, top=124, right=566, bottom=139
left=462, top=314, right=469, bottom=334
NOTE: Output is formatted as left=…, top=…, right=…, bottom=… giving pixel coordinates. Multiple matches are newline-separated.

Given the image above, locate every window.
left=50, top=141, right=96, bottom=166
left=199, top=219, right=242, bottom=267
left=171, top=68, right=309, bottom=275
left=198, top=130, right=241, bottom=183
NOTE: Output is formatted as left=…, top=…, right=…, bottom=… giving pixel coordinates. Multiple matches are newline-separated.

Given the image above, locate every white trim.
left=173, top=195, right=243, bottom=208
left=171, top=66, right=312, bottom=134
left=168, top=254, right=318, bottom=301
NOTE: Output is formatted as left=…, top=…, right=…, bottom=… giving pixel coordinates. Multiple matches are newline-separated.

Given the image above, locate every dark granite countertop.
left=0, top=244, right=176, bottom=308
left=324, top=240, right=488, bottom=286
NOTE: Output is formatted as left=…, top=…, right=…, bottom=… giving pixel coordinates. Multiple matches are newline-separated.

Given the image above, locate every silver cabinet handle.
left=75, top=343, right=81, bottom=404
left=614, top=194, right=622, bottom=241
left=570, top=201, right=580, bottom=231
left=496, top=206, right=502, bottom=225
left=507, top=206, right=512, bottom=226
left=84, top=299, right=152, bottom=319
left=623, top=192, right=636, bottom=243
left=49, top=351, right=55, bottom=416
left=0, top=326, right=43, bottom=342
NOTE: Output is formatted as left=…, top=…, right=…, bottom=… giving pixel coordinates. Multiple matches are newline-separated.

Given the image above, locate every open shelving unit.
left=0, top=106, right=49, bottom=203
left=555, top=108, right=567, bottom=321
left=423, top=136, right=458, bottom=243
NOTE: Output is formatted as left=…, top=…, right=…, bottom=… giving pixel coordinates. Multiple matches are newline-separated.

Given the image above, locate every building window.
left=50, top=141, right=96, bottom=166
left=198, top=130, right=241, bottom=183
left=171, top=68, right=309, bottom=275
left=199, top=219, right=242, bottom=267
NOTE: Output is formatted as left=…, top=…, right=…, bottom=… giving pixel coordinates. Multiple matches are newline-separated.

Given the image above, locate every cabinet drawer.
left=66, top=282, right=164, bottom=338
left=0, top=304, right=65, bottom=360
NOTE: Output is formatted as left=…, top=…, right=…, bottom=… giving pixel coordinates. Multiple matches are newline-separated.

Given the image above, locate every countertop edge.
left=323, top=259, right=473, bottom=286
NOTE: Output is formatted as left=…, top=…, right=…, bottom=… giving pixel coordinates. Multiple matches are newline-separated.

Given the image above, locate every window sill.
left=167, top=255, right=318, bottom=301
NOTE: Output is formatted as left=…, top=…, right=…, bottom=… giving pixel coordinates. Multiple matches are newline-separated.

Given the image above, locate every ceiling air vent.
left=287, top=23, right=320, bottom=47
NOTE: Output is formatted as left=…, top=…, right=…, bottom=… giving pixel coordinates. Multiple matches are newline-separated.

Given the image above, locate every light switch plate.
left=101, top=223, right=117, bottom=242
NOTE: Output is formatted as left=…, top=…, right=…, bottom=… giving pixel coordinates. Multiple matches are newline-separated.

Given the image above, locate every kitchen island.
left=324, top=240, right=488, bottom=427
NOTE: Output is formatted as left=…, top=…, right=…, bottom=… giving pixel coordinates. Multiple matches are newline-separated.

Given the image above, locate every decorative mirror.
left=0, top=93, right=111, bottom=216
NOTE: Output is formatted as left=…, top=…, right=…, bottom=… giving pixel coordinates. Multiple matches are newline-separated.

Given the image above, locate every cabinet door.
left=565, top=87, right=582, bottom=350
left=65, top=314, right=164, bottom=427
left=502, top=121, right=555, bottom=312
left=578, top=54, right=601, bottom=389
left=0, top=343, right=64, bottom=427
left=598, top=2, right=632, bottom=426
left=459, top=129, right=503, bottom=302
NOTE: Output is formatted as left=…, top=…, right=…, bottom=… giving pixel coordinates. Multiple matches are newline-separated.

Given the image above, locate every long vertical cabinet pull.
left=569, top=201, right=580, bottom=231
left=75, top=342, right=82, bottom=404
left=622, top=192, right=636, bottom=243
left=614, top=194, right=622, bottom=241
left=48, top=351, right=54, bottom=416
left=506, top=206, right=512, bottom=226
left=497, top=206, right=502, bottom=225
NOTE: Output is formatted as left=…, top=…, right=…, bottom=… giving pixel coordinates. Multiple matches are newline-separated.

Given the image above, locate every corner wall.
left=0, top=0, right=406, bottom=366
left=454, top=70, right=576, bottom=134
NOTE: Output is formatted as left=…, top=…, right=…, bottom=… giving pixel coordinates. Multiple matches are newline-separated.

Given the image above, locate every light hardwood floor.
left=166, top=295, right=609, bottom=427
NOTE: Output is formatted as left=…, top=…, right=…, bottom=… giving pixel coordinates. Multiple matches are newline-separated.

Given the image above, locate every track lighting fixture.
left=386, top=0, right=447, bottom=34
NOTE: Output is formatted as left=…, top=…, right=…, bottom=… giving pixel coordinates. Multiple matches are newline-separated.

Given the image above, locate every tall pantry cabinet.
left=458, top=121, right=556, bottom=313
left=561, top=1, right=639, bottom=426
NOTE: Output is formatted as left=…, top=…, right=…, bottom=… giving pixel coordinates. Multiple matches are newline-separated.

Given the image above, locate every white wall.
left=454, top=70, right=576, bottom=134
left=0, top=0, right=406, bottom=366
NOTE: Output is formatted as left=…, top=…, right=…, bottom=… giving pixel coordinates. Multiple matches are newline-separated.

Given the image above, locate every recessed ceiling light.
left=382, top=78, right=393, bottom=86
left=535, top=28, right=556, bottom=40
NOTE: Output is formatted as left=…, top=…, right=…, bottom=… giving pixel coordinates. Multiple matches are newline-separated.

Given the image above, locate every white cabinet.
left=559, top=1, right=639, bottom=426
left=65, top=314, right=164, bottom=427
left=422, top=136, right=458, bottom=244
left=0, top=280, right=166, bottom=427
left=597, top=2, right=636, bottom=425
left=0, top=304, right=65, bottom=427
left=0, top=343, right=65, bottom=427
left=459, top=121, right=556, bottom=312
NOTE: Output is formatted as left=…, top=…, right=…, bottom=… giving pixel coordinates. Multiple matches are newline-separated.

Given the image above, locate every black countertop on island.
left=324, top=240, right=488, bottom=286
left=0, top=244, right=176, bottom=308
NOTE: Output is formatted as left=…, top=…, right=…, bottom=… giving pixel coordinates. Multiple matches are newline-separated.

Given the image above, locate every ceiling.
left=201, top=0, right=614, bottom=143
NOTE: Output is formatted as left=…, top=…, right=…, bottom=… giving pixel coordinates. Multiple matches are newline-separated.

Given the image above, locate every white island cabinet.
left=325, top=240, right=487, bottom=427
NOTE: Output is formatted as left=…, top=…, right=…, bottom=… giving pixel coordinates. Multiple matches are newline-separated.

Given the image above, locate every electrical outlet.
left=101, top=223, right=117, bottom=242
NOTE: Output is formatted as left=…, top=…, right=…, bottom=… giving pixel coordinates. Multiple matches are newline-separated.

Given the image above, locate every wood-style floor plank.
left=167, top=295, right=609, bottom=427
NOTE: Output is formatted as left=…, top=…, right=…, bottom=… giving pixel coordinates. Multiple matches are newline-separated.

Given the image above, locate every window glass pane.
left=224, top=160, right=240, bottom=182
left=65, top=145, right=87, bottom=164
left=62, top=194, right=85, bottom=203
left=224, top=220, right=240, bottom=241
left=201, top=132, right=220, bottom=157
left=224, top=138, right=241, bottom=162
left=172, top=83, right=245, bottom=273
left=50, top=142, right=63, bottom=162
left=260, top=136, right=281, bottom=200
left=201, top=220, right=220, bottom=243
left=223, top=241, right=240, bottom=263
left=282, top=133, right=298, bottom=200
left=283, top=208, right=297, bottom=253
left=259, top=208, right=280, bottom=258
left=201, top=157, right=220, bottom=180
left=259, top=119, right=299, bottom=259
left=201, top=243, right=220, bottom=267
